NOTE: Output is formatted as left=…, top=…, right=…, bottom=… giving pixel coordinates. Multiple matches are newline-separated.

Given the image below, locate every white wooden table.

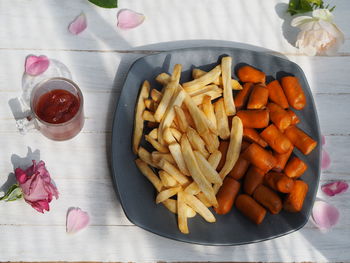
left=0, top=0, right=349, bottom=262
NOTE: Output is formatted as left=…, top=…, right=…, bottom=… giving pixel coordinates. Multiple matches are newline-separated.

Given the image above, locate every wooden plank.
left=0, top=0, right=349, bottom=53
left=0, top=225, right=349, bottom=262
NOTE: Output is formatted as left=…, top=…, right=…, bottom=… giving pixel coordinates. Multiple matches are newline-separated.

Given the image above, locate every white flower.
left=291, top=9, right=344, bottom=56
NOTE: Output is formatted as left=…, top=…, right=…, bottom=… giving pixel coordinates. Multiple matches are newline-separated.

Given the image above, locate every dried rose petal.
left=66, top=207, right=90, bottom=234
left=321, top=150, right=331, bottom=170
left=312, top=201, right=339, bottom=230
left=322, top=135, right=326, bottom=146
left=68, top=13, right=87, bottom=35
left=117, top=9, right=145, bottom=30
left=321, top=181, right=348, bottom=197
left=25, top=55, right=50, bottom=76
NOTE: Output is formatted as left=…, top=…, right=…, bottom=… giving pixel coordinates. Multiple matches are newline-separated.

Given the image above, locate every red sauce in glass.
left=35, top=89, right=80, bottom=124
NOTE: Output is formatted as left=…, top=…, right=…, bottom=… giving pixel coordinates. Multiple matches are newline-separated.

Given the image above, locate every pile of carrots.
left=215, top=65, right=318, bottom=224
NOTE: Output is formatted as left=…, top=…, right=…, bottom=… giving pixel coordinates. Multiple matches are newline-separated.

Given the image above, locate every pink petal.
left=25, top=55, right=50, bottom=76
left=68, top=13, right=87, bottom=35
left=312, top=201, right=339, bottom=230
left=66, top=207, right=90, bottom=234
left=117, top=9, right=145, bottom=30
left=321, top=150, right=331, bottom=170
left=321, top=181, right=348, bottom=196
left=321, top=135, right=326, bottom=146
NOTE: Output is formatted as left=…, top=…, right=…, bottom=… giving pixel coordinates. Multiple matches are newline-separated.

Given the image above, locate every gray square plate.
left=111, top=46, right=321, bottom=245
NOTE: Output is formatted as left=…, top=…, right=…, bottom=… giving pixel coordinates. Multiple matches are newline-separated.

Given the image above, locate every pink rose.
left=15, top=160, right=59, bottom=213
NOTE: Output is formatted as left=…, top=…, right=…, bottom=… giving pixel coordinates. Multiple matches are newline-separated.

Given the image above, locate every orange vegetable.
left=215, top=177, right=240, bottom=215
left=235, top=194, right=266, bottom=224
left=242, top=143, right=276, bottom=173
left=273, top=145, right=294, bottom=172
left=286, top=109, right=300, bottom=125
left=281, top=76, right=306, bottom=110
left=243, top=166, right=265, bottom=195
left=284, top=156, right=307, bottom=179
left=243, top=128, right=268, bottom=148
left=241, top=140, right=251, bottom=152
left=237, top=65, right=266, bottom=84
left=284, top=126, right=317, bottom=155
left=284, top=180, right=308, bottom=212
left=247, top=84, right=269, bottom=109
left=260, top=124, right=292, bottom=154
left=217, top=140, right=229, bottom=171
left=267, top=102, right=292, bottom=131
left=266, top=80, right=289, bottom=109
left=229, top=156, right=250, bottom=180
left=234, top=82, right=254, bottom=110
left=264, top=171, right=295, bottom=193
left=253, top=185, right=282, bottom=214
left=236, top=110, right=269, bottom=129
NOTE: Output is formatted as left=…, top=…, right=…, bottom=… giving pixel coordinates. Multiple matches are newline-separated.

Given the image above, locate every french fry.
left=155, top=72, right=171, bottom=86
left=184, top=181, right=201, bottom=195
left=174, top=106, right=189, bottom=133
left=156, top=186, right=182, bottom=204
left=142, top=110, right=156, bottom=122
left=183, top=65, right=221, bottom=93
left=196, top=192, right=212, bottom=207
left=186, top=127, right=210, bottom=158
left=218, top=116, right=243, bottom=180
left=201, top=130, right=219, bottom=153
left=169, top=142, right=190, bottom=176
left=177, top=191, right=189, bottom=234
left=162, top=199, right=196, bottom=217
left=194, top=151, right=222, bottom=185
left=163, top=127, right=176, bottom=144
left=152, top=152, right=176, bottom=165
left=181, top=105, right=196, bottom=128
left=170, top=128, right=182, bottom=142
left=145, top=135, right=169, bottom=153
left=158, top=159, right=189, bottom=185
left=133, top=80, right=150, bottom=154
left=135, top=159, right=163, bottom=192
left=183, top=191, right=216, bottom=222
left=180, top=135, right=218, bottom=207
left=144, top=99, right=153, bottom=110
left=192, top=91, right=222, bottom=106
left=202, top=95, right=217, bottom=134
left=221, top=56, right=236, bottom=116
left=214, top=98, right=230, bottom=140
left=207, top=150, right=222, bottom=170
left=192, top=68, right=242, bottom=90
left=188, top=84, right=221, bottom=97
left=184, top=93, right=209, bottom=135
left=148, top=128, right=158, bottom=139
left=138, top=147, right=159, bottom=168
left=151, top=89, right=162, bottom=103
left=154, top=64, right=182, bottom=122
left=159, top=170, right=178, bottom=187
left=158, top=88, right=186, bottom=145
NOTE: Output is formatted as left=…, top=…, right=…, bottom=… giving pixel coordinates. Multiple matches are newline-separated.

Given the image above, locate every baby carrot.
left=284, top=156, right=307, bottom=179
left=284, top=126, right=317, bottom=155
left=236, top=110, right=269, bottom=129
left=215, top=177, right=240, bottom=215
left=280, top=76, right=306, bottom=110
left=247, top=84, right=269, bottom=109
left=243, top=128, right=268, bottom=148
left=264, top=171, right=295, bottom=193
left=234, top=82, right=254, bottom=111
left=217, top=140, right=229, bottom=171
left=267, top=102, right=292, bottom=132
left=260, top=124, right=292, bottom=154
left=243, top=166, right=265, bottom=195
left=241, top=140, right=251, bottom=152
left=242, top=143, right=276, bottom=173
left=266, top=80, right=289, bottom=109
left=286, top=109, right=300, bottom=125
left=237, top=65, right=266, bottom=84
left=253, top=184, right=282, bottom=214
left=284, top=180, right=308, bottom=212
left=272, top=145, right=294, bottom=172
left=229, top=156, right=250, bottom=180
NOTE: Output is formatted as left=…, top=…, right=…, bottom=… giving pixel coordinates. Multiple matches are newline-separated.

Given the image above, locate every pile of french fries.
left=133, top=56, right=243, bottom=234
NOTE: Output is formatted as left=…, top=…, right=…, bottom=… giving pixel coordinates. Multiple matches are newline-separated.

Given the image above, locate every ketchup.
left=35, top=89, right=80, bottom=124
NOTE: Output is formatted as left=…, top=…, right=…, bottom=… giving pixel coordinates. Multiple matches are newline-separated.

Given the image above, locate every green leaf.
left=88, top=0, right=117, bottom=8
left=307, top=0, right=323, bottom=5
left=0, top=184, right=23, bottom=202
left=300, top=0, right=313, bottom=12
